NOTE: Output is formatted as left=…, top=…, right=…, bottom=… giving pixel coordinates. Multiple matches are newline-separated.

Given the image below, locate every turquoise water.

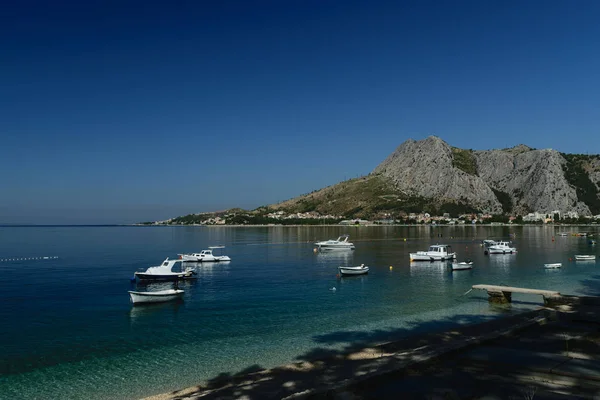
left=0, top=225, right=599, bottom=399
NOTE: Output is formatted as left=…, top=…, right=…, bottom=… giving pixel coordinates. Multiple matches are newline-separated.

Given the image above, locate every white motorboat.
left=486, top=241, right=517, bottom=254
left=134, top=258, right=195, bottom=280
left=410, top=244, right=456, bottom=262
left=338, top=264, right=369, bottom=276
left=451, top=261, right=473, bottom=271
left=315, top=234, right=355, bottom=250
left=574, top=255, right=596, bottom=261
left=179, top=246, right=231, bottom=262
left=128, top=289, right=184, bottom=304
left=544, top=263, right=562, bottom=269
left=558, top=233, right=568, bottom=237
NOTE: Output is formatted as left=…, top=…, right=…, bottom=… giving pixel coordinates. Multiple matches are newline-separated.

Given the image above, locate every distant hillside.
left=268, top=174, right=480, bottom=219
left=271, top=136, right=600, bottom=218
left=156, top=136, right=600, bottom=224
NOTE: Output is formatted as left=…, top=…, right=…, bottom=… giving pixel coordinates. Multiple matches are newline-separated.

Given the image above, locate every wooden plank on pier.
left=472, top=285, right=560, bottom=297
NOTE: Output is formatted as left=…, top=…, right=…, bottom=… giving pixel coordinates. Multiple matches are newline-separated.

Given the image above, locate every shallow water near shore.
left=0, top=225, right=599, bottom=399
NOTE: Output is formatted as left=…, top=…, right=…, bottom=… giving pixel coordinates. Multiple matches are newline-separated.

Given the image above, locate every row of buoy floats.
left=0, top=256, right=58, bottom=262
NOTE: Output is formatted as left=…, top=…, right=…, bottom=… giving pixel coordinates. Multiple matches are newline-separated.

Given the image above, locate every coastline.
left=143, top=296, right=600, bottom=400
left=129, top=223, right=600, bottom=227
left=142, top=307, right=553, bottom=400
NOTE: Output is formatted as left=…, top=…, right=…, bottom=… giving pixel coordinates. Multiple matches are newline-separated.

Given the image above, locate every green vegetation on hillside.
left=491, top=188, right=513, bottom=214
left=271, top=174, right=483, bottom=220
left=561, top=153, right=600, bottom=214
left=451, top=148, right=478, bottom=175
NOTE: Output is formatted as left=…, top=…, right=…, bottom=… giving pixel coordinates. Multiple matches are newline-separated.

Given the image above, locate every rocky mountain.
left=271, top=136, right=600, bottom=218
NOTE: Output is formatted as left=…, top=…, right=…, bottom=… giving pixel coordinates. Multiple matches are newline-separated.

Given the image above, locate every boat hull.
left=316, top=244, right=355, bottom=250
left=180, top=255, right=232, bottom=262
left=544, top=263, right=562, bottom=269
left=129, top=289, right=184, bottom=304
left=338, top=266, right=369, bottom=276
left=410, top=253, right=456, bottom=262
left=487, top=248, right=517, bottom=254
left=451, top=262, right=473, bottom=271
left=134, top=271, right=192, bottom=281
left=575, top=255, right=596, bottom=261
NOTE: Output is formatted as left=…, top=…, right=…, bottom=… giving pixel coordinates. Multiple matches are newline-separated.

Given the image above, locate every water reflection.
left=183, top=261, right=231, bottom=277
left=315, top=250, right=354, bottom=265
left=487, top=253, right=516, bottom=270
left=128, top=300, right=183, bottom=323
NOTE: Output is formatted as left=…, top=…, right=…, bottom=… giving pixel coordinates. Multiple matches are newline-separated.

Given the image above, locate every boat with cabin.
left=134, top=258, right=195, bottom=281
left=179, top=246, right=231, bottom=262
left=410, top=244, right=456, bottom=262
left=338, top=264, right=369, bottom=276
left=315, top=234, right=355, bottom=251
left=486, top=241, right=517, bottom=254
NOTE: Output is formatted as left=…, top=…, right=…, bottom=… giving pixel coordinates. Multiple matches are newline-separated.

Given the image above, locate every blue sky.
left=2, top=1, right=600, bottom=224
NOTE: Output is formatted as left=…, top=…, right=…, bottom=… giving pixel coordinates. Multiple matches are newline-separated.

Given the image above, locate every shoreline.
left=129, top=223, right=600, bottom=228
left=141, top=307, right=555, bottom=400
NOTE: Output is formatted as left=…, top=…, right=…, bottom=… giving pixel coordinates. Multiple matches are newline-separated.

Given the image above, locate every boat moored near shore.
left=338, top=264, right=369, bottom=276
left=486, top=241, right=517, bottom=255
left=544, top=263, right=562, bottom=269
left=410, top=244, right=456, bottom=262
left=315, top=234, right=355, bottom=251
left=128, top=289, right=184, bottom=304
left=179, top=246, right=231, bottom=262
left=134, top=258, right=195, bottom=280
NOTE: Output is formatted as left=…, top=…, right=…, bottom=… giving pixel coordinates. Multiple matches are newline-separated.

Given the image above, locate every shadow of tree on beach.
left=155, top=309, right=582, bottom=400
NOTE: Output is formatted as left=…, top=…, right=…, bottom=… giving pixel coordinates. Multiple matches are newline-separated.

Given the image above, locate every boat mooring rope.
left=0, top=256, right=58, bottom=262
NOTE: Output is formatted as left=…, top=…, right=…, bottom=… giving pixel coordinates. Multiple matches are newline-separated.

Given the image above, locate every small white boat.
left=410, top=244, right=456, bottom=262
left=487, top=241, right=517, bottom=254
left=128, top=289, right=184, bottom=304
left=482, top=239, right=497, bottom=247
left=558, top=233, right=568, bottom=237
left=575, top=255, right=596, bottom=261
left=179, top=246, right=231, bottom=262
left=338, top=264, right=369, bottom=276
left=134, top=258, right=195, bottom=281
left=451, top=261, right=473, bottom=271
left=315, top=234, right=355, bottom=251
left=544, top=263, right=562, bottom=269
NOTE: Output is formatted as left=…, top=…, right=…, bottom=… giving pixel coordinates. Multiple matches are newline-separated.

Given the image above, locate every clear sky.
left=2, top=1, right=599, bottom=224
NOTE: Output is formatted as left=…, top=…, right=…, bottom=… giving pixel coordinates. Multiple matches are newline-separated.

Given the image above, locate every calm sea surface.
left=1, top=225, right=599, bottom=399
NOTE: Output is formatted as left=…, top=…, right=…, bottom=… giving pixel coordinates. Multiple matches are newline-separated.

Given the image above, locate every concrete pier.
left=471, top=284, right=561, bottom=305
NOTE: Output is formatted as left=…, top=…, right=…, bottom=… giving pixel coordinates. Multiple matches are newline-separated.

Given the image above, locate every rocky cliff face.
left=373, top=137, right=503, bottom=213
left=373, top=136, right=598, bottom=215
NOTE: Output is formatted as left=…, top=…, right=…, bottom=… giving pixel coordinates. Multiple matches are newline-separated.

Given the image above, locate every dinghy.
left=544, top=263, right=562, bottom=269
left=128, top=289, right=184, bottom=304
left=451, top=261, right=473, bottom=271
left=338, top=264, right=369, bottom=276
left=575, top=255, right=596, bottom=261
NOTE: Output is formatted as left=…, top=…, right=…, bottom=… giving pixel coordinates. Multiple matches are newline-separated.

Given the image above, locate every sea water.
left=0, top=225, right=599, bottom=399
